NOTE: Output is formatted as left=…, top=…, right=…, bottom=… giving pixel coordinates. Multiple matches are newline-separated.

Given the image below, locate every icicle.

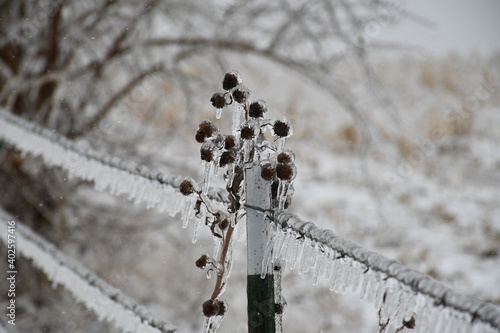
left=349, top=262, right=362, bottom=294
left=415, top=300, right=431, bottom=333
left=400, top=291, right=416, bottom=324
left=290, top=235, right=305, bottom=271
left=261, top=234, right=275, bottom=279
left=383, top=286, right=401, bottom=325
left=277, top=137, right=286, bottom=151
left=243, top=139, right=254, bottom=163
left=333, top=259, right=347, bottom=293
left=374, top=278, right=388, bottom=311
left=435, top=306, right=452, bottom=333
left=284, top=233, right=300, bottom=268
left=226, top=163, right=235, bottom=189
left=328, top=259, right=339, bottom=291
left=192, top=215, right=203, bottom=243
left=312, top=251, right=326, bottom=286
left=320, top=252, right=334, bottom=281
left=359, top=269, right=371, bottom=301
left=216, top=108, right=223, bottom=119
left=182, top=196, right=194, bottom=228
left=232, top=103, right=243, bottom=136
left=272, top=229, right=287, bottom=262
left=298, top=239, right=313, bottom=274
left=277, top=181, right=289, bottom=210
left=277, top=231, right=293, bottom=261
left=203, top=161, right=212, bottom=195
left=236, top=214, right=246, bottom=241
left=213, top=238, right=222, bottom=260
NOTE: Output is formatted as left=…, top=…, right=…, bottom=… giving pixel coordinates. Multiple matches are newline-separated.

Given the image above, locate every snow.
left=0, top=209, right=177, bottom=333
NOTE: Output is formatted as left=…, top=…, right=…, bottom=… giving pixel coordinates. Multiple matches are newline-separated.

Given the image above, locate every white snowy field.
left=1, top=53, right=499, bottom=333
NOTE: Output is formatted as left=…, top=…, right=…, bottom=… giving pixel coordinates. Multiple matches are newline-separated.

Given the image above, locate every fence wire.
left=0, top=108, right=227, bottom=211
left=272, top=211, right=500, bottom=332
left=0, top=208, right=177, bottom=333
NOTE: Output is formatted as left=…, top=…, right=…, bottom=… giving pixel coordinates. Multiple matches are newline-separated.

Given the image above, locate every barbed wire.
left=0, top=208, right=177, bottom=333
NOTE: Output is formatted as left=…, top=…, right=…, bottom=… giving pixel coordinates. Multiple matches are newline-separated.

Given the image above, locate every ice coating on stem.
left=232, top=103, right=243, bottom=136
left=203, top=161, right=212, bottom=195
left=203, top=315, right=224, bottom=333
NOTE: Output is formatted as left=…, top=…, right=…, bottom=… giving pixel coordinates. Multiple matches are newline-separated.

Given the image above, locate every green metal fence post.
left=245, top=166, right=279, bottom=333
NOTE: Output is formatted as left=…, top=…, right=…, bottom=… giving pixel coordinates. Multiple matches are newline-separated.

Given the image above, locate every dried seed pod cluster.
left=187, top=70, right=297, bottom=327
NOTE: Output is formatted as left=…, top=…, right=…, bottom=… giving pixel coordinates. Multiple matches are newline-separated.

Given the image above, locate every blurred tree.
left=0, top=0, right=425, bottom=331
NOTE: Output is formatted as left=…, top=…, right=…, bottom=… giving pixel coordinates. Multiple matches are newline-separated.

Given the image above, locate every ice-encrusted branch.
left=0, top=108, right=227, bottom=213
left=0, top=209, right=177, bottom=333
left=271, top=211, right=500, bottom=333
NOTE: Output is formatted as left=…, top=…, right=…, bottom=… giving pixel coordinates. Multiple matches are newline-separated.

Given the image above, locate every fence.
left=1, top=108, right=499, bottom=333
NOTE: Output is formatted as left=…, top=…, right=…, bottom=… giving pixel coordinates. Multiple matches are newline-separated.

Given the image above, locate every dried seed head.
left=240, top=121, right=258, bottom=140
left=276, top=163, right=296, bottom=181
left=198, top=119, right=218, bottom=139
left=249, top=100, right=268, bottom=118
left=179, top=179, right=196, bottom=196
left=240, top=127, right=254, bottom=140
left=277, top=150, right=295, bottom=164
left=210, top=92, right=226, bottom=109
left=222, top=70, right=242, bottom=91
left=202, top=299, right=225, bottom=317
left=219, top=148, right=237, bottom=167
left=202, top=299, right=219, bottom=317
left=200, top=142, right=215, bottom=162
left=196, top=254, right=209, bottom=269
left=219, top=218, right=229, bottom=230
left=195, top=128, right=206, bottom=143
left=403, top=316, right=416, bottom=329
left=273, top=117, right=293, bottom=138
left=260, top=161, right=276, bottom=181
left=232, top=84, right=250, bottom=104
left=224, top=135, right=236, bottom=149
left=218, top=300, right=227, bottom=316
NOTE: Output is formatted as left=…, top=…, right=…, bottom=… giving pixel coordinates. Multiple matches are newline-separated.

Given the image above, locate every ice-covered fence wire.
left=272, top=211, right=500, bottom=333
left=0, top=108, right=227, bottom=212
left=0, top=208, right=177, bottom=333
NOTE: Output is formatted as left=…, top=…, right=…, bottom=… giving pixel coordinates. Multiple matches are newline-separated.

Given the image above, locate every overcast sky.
left=375, top=0, right=500, bottom=56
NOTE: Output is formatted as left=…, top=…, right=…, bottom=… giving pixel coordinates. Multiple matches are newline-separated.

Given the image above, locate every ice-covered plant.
left=179, top=70, right=296, bottom=332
